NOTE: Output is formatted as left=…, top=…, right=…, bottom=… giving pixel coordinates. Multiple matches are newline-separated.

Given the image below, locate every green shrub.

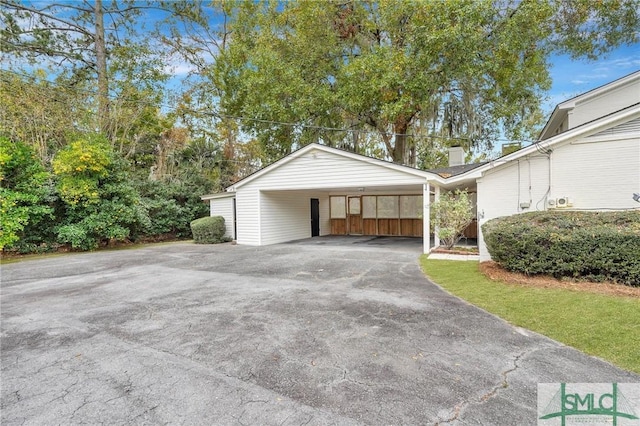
left=190, top=216, right=229, bottom=244
left=135, top=175, right=210, bottom=238
left=482, top=211, right=640, bottom=286
left=53, top=136, right=150, bottom=250
left=431, top=189, right=474, bottom=249
left=0, top=138, right=55, bottom=250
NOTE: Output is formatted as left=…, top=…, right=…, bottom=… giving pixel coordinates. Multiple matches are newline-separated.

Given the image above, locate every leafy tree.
left=0, top=70, right=94, bottom=162
left=0, top=0, right=170, bottom=140
left=0, top=138, right=54, bottom=250
left=208, top=0, right=639, bottom=164
left=431, top=189, right=474, bottom=249
left=52, top=135, right=148, bottom=250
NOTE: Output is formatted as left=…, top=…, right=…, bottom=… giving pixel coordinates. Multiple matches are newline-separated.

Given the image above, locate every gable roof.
left=539, top=70, right=640, bottom=140
left=227, top=143, right=438, bottom=191
left=441, top=102, right=640, bottom=185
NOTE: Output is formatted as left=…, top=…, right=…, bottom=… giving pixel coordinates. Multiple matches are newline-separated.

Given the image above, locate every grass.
left=420, top=257, right=640, bottom=374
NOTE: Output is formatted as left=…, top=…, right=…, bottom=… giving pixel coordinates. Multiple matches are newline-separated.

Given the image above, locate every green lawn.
left=420, top=258, right=640, bottom=374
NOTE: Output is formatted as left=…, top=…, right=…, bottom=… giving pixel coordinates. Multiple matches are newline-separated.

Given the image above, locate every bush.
left=134, top=175, right=211, bottom=238
left=191, top=216, right=229, bottom=244
left=431, top=189, right=474, bottom=249
left=482, top=210, right=640, bottom=286
left=0, top=138, right=55, bottom=250
left=53, top=136, right=150, bottom=250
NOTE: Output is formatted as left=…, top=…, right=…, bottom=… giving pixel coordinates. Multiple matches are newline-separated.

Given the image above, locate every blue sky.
left=544, top=44, right=640, bottom=114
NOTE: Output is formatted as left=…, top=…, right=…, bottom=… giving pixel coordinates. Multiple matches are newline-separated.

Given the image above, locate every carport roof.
left=201, top=192, right=237, bottom=201
left=227, top=143, right=439, bottom=191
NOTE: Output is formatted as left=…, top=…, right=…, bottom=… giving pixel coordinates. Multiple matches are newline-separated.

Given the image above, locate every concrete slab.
left=1, top=241, right=637, bottom=425
left=427, top=253, right=480, bottom=261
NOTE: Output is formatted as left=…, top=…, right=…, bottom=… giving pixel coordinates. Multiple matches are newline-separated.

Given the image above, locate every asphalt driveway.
left=1, top=237, right=638, bottom=425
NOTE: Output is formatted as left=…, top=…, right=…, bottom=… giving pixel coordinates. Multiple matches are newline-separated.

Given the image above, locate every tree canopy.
left=209, top=0, right=639, bottom=164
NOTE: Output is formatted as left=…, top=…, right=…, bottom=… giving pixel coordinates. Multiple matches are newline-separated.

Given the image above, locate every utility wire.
left=1, top=68, right=540, bottom=144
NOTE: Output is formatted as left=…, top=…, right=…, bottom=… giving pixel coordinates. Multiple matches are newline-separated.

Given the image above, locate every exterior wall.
left=551, top=134, right=639, bottom=209
left=548, top=115, right=569, bottom=138
left=235, top=189, right=260, bottom=245
left=237, top=147, right=427, bottom=191
left=209, top=197, right=235, bottom=239
left=477, top=133, right=640, bottom=261
left=236, top=190, right=330, bottom=246
left=260, top=192, right=308, bottom=245
left=569, top=78, right=640, bottom=130
left=477, top=154, right=550, bottom=260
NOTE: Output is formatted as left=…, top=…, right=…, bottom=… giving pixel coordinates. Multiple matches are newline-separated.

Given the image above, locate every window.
left=362, top=196, right=376, bottom=218
left=330, top=196, right=346, bottom=218
left=377, top=196, right=399, bottom=218
left=400, top=195, right=422, bottom=218
left=348, top=197, right=361, bottom=214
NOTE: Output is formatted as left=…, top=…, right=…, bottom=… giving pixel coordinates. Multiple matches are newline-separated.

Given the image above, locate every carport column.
left=423, top=183, right=430, bottom=254
left=433, top=186, right=440, bottom=249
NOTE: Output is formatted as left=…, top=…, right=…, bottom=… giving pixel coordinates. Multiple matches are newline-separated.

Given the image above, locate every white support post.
left=423, top=183, right=430, bottom=254
left=433, top=186, right=440, bottom=249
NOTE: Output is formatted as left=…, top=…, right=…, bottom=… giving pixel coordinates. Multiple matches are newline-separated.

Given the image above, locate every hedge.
left=190, top=216, right=229, bottom=244
left=482, top=210, right=640, bottom=286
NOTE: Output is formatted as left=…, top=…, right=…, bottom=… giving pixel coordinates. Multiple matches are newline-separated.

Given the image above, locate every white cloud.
left=164, top=62, right=196, bottom=76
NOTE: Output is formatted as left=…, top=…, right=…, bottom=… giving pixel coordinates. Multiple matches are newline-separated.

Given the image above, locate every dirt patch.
left=479, top=261, right=640, bottom=299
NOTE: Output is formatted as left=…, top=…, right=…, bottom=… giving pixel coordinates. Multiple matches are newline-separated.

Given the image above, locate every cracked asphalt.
left=1, top=236, right=638, bottom=425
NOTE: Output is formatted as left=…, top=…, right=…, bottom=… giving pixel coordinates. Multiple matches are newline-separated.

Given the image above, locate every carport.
left=202, top=143, right=479, bottom=253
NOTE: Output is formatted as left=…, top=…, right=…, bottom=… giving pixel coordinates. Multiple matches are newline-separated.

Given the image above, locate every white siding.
left=259, top=191, right=331, bottom=245
left=238, top=148, right=427, bottom=192
left=477, top=155, right=550, bottom=260
left=477, top=133, right=640, bottom=261
left=587, top=117, right=640, bottom=139
left=236, top=189, right=260, bottom=245
left=570, top=78, right=640, bottom=129
left=209, top=197, right=235, bottom=239
left=551, top=135, right=640, bottom=209
left=260, top=192, right=311, bottom=245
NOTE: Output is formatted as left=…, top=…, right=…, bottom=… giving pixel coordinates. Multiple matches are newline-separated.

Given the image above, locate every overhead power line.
left=1, top=68, right=540, bottom=145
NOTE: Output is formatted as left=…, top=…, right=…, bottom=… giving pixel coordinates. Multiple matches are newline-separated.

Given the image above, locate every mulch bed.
left=479, top=261, right=640, bottom=298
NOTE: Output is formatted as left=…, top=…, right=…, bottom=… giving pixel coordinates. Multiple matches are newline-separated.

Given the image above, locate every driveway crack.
left=435, top=348, right=529, bottom=425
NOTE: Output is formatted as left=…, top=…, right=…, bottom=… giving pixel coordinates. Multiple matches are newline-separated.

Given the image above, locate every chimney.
left=448, top=146, right=464, bottom=167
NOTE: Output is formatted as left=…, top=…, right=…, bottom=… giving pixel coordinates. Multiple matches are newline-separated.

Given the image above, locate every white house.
left=203, top=71, right=640, bottom=260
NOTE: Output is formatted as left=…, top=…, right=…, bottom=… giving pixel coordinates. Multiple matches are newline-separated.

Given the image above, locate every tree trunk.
left=392, top=119, right=410, bottom=164
left=94, top=0, right=109, bottom=138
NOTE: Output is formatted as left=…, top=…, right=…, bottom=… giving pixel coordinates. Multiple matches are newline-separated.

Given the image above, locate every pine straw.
left=479, top=261, right=640, bottom=299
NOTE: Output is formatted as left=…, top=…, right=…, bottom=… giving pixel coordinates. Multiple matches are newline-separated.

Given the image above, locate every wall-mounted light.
left=633, top=193, right=640, bottom=203
left=358, top=187, right=365, bottom=192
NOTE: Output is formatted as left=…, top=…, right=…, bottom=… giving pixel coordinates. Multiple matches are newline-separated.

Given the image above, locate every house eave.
left=200, top=192, right=237, bottom=201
